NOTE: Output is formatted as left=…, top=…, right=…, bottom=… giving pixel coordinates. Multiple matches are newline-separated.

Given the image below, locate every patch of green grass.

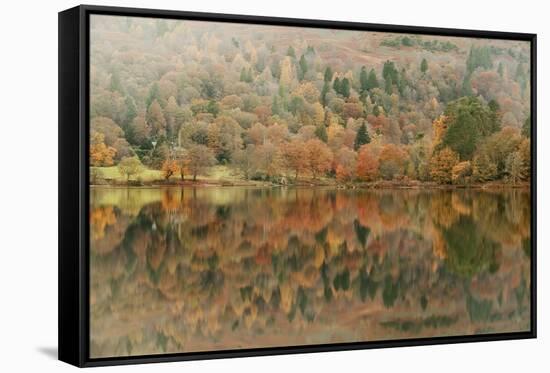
left=92, top=165, right=244, bottom=183
left=200, top=165, right=241, bottom=181
left=93, top=166, right=163, bottom=182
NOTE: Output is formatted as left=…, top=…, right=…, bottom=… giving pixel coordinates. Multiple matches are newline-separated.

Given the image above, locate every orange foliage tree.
left=429, top=147, right=459, bottom=184
left=281, top=139, right=307, bottom=180
left=162, top=159, right=179, bottom=180
left=357, top=144, right=380, bottom=181
left=378, top=144, right=409, bottom=180
left=90, top=131, right=117, bottom=166
left=304, top=139, right=333, bottom=179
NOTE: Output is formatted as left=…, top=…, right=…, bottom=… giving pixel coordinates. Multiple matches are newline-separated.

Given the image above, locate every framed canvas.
left=58, top=5, right=537, bottom=367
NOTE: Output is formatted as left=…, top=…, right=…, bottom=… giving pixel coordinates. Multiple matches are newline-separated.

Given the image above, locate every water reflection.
left=89, top=187, right=531, bottom=358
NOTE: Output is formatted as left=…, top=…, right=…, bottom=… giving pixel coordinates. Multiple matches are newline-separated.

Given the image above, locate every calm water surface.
left=89, top=187, right=531, bottom=358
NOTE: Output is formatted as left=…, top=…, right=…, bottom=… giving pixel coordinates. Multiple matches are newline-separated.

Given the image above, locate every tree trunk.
left=193, top=173, right=197, bottom=181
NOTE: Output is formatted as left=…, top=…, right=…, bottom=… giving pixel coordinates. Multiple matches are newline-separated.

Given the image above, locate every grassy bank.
left=91, top=165, right=273, bottom=186
left=91, top=165, right=530, bottom=190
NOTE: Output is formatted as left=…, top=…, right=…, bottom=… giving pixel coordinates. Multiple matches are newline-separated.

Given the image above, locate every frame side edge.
left=58, top=6, right=84, bottom=367
left=530, top=33, right=537, bottom=338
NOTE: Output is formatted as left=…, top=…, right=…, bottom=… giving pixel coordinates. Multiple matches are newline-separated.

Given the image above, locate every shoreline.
left=90, top=180, right=531, bottom=190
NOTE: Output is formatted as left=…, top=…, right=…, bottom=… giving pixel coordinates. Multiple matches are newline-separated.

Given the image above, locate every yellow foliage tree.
left=90, top=131, right=116, bottom=166
left=429, top=147, right=459, bottom=184
left=451, top=161, right=472, bottom=184
left=162, top=159, right=179, bottom=180
left=432, top=115, right=448, bottom=148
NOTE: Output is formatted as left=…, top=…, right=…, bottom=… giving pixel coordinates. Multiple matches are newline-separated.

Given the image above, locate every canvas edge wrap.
left=58, top=4, right=537, bottom=368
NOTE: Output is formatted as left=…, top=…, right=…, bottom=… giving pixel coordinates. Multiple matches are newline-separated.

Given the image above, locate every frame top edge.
left=73, top=4, right=535, bottom=41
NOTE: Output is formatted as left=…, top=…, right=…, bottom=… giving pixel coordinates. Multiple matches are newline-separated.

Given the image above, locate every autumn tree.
left=266, top=122, right=290, bottom=145
left=91, top=116, right=125, bottom=146
left=232, top=145, right=256, bottom=179
left=146, top=99, right=167, bottom=137
left=175, top=148, right=190, bottom=180
left=162, top=159, right=179, bottom=180
left=185, top=144, right=216, bottom=181
left=342, top=101, right=363, bottom=120
left=207, top=115, right=243, bottom=163
left=282, top=139, right=307, bottom=181
left=90, top=131, right=117, bottom=167
left=129, top=113, right=151, bottom=146
left=247, top=122, right=267, bottom=145
left=451, top=161, right=472, bottom=184
left=378, top=144, right=408, bottom=180
left=472, top=152, right=498, bottom=182
left=117, top=156, right=143, bottom=182
left=164, top=96, right=181, bottom=138
left=357, top=144, right=380, bottom=181
left=505, top=152, right=522, bottom=184
left=473, top=126, right=522, bottom=179
left=279, top=57, right=294, bottom=87
left=304, top=139, right=333, bottom=179
left=327, top=124, right=346, bottom=151
left=335, top=148, right=357, bottom=182
left=429, top=147, right=459, bottom=184
left=295, top=82, right=320, bottom=104
left=298, top=125, right=317, bottom=141
left=409, top=139, right=430, bottom=181
left=254, top=142, right=282, bottom=178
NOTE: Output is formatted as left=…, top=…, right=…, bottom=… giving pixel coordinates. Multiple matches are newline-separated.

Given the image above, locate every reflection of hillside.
left=90, top=187, right=531, bottom=358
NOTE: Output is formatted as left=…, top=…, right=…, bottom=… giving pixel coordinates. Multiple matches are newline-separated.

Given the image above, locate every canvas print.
left=89, top=15, right=532, bottom=358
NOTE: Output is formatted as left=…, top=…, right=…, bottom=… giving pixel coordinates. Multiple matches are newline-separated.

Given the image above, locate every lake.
left=89, top=187, right=531, bottom=358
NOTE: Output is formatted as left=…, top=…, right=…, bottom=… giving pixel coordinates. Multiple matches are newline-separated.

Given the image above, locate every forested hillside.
left=89, top=15, right=531, bottom=185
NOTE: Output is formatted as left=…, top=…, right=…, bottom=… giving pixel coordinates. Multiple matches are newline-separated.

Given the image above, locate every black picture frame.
left=59, top=4, right=537, bottom=368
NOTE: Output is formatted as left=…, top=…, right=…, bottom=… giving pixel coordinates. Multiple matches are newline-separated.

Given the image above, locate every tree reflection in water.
left=89, top=187, right=531, bottom=358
